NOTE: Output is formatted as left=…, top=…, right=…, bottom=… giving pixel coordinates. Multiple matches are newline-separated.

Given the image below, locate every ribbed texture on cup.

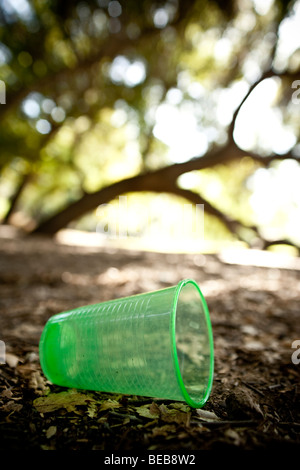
left=39, top=287, right=186, bottom=401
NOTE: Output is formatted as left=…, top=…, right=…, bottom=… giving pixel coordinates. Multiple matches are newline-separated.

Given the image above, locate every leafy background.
left=0, top=0, right=299, bottom=254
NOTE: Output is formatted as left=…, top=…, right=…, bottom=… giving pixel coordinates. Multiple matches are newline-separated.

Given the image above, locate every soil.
left=0, top=226, right=300, bottom=451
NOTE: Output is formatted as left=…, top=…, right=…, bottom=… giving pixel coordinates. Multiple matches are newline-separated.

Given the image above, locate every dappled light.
left=1, top=0, right=300, bottom=451
left=0, top=0, right=299, bottom=254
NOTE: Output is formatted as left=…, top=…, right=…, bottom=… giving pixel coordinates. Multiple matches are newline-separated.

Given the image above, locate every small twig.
left=267, top=384, right=282, bottom=390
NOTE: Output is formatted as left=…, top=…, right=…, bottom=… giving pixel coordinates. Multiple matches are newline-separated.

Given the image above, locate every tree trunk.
left=2, top=173, right=32, bottom=224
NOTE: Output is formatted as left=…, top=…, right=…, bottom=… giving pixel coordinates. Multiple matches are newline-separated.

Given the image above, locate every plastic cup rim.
left=171, top=278, right=214, bottom=408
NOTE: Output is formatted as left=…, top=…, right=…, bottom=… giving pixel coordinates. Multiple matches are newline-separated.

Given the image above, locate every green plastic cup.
left=39, top=279, right=214, bottom=408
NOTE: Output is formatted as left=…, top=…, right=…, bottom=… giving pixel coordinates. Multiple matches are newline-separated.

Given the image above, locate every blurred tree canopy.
left=0, top=0, right=299, bottom=249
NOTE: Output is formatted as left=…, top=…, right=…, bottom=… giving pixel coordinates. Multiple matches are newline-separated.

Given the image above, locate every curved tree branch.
left=168, top=185, right=261, bottom=242
left=228, top=68, right=300, bottom=143
left=31, top=136, right=300, bottom=237
left=28, top=4, right=300, bottom=241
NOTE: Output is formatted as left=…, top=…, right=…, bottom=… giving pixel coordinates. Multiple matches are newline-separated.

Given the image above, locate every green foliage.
left=0, top=0, right=299, bottom=249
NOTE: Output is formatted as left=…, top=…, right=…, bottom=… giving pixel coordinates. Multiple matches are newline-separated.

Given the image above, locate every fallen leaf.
left=136, top=404, right=160, bottom=419
left=152, top=424, right=176, bottom=437
left=98, top=399, right=121, bottom=412
left=46, top=425, right=57, bottom=439
left=163, top=411, right=191, bottom=426
left=29, top=370, right=49, bottom=392
left=1, top=389, right=13, bottom=399
left=33, top=389, right=96, bottom=414
left=195, top=409, right=220, bottom=421
left=87, top=403, right=98, bottom=418
left=169, top=402, right=191, bottom=413
left=159, top=404, right=191, bottom=426
left=158, top=403, right=168, bottom=414
left=3, top=400, right=23, bottom=414
left=149, top=402, right=161, bottom=416
left=224, top=428, right=242, bottom=446
left=5, top=353, right=20, bottom=368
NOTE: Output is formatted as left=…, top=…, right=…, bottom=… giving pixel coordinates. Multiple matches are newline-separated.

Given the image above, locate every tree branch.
left=168, top=185, right=260, bottom=242
left=0, top=24, right=162, bottom=119
left=240, top=148, right=299, bottom=166
left=228, top=68, right=300, bottom=142
left=261, top=237, right=299, bottom=253
left=2, top=172, right=32, bottom=224
left=31, top=135, right=300, bottom=236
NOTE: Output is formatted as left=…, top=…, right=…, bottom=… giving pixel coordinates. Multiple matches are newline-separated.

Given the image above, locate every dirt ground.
left=0, top=226, right=300, bottom=451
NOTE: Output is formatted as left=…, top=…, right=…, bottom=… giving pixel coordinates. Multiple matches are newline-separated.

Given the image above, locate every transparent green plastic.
left=39, top=279, right=214, bottom=408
